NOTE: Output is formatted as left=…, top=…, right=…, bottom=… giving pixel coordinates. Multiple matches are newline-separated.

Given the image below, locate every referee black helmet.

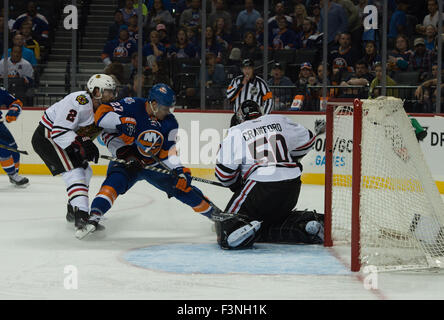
left=237, top=99, right=262, bottom=122
left=241, top=58, right=255, bottom=68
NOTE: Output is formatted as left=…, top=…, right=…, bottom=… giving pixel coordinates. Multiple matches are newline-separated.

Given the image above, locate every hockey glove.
left=116, top=145, right=144, bottom=174
left=116, top=117, right=137, bottom=145
left=173, top=167, right=192, bottom=193
left=5, top=106, right=20, bottom=123
left=66, top=136, right=100, bottom=168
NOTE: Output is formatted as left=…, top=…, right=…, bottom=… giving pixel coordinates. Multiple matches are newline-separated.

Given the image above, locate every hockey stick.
left=0, top=143, right=28, bottom=155
left=99, top=154, right=225, bottom=187
left=132, top=141, right=249, bottom=223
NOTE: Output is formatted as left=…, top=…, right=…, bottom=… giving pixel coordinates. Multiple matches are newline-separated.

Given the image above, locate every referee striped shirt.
left=226, top=75, right=274, bottom=114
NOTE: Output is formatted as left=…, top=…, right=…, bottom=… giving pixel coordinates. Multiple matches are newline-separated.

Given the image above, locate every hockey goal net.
left=324, top=97, right=444, bottom=272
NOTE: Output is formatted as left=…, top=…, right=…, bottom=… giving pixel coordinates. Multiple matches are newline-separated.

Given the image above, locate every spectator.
left=104, top=61, right=126, bottom=85
left=146, top=55, right=171, bottom=86
left=424, top=24, right=437, bottom=51
left=0, top=46, right=34, bottom=86
left=128, top=52, right=146, bottom=83
left=179, top=0, right=202, bottom=28
left=362, top=40, right=381, bottom=71
left=272, top=17, right=299, bottom=50
left=255, top=17, right=266, bottom=49
left=319, top=0, right=348, bottom=45
left=214, top=17, right=232, bottom=51
left=309, top=3, right=321, bottom=27
left=268, top=62, right=294, bottom=110
left=369, top=63, right=398, bottom=98
left=388, top=34, right=412, bottom=72
left=291, top=3, right=307, bottom=34
left=418, top=0, right=444, bottom=33
left=101, top=29, right=138, bottom=65
left=236, top=0, right=261, bottom=37
left=414, top=63, right=444, bottom=112
left=340, top=59, right=374, bottom=87
left=155, top=24, right=171, bottom=48
left=120, top=0, right=138, bottom=25
left=176, top=0, right=191, bottom=15
left=147, top=0, right=175, bottom=31
left=108, top=10, right=127, bottom=41
left=133, top=0, right=149, bottom=22
left=201, top=51, right=227, bottom=87
left=12, top=1, right=49, bottom=47
left=208, top=0, right=232, bottom=34
left=328, top=32, right=361, bottom=74
left=409, top=38, right=435, bottom=82
left=19, top=21, right=40, bottom=62
left=269, top=2, right=294, bottom=39
left=143, top=30, right=166, bottom=60
left=335, top=0, right=362, bottom=47
left=147, top=0, right=173, bottom=13
left=316, top=63, right=331, bottom=85
left=387, top=0, right=408, bottom=41
left=296, top=17, right=317, bottom=49
left=240, top=31, right=262, bottom=61
left=6, top=33, right=37, bottom=67
left=117, top=73, right=145, bottom=100
left=201, top=26, right=223, bottom=62
left=297, top=62, right=314, bottom=86
left=126, top=14, right=142, bottom=43
left=168, top=28, right=198, bottom=58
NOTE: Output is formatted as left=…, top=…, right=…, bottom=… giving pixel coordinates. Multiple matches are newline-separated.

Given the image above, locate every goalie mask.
left=237, top=99, right=262, bottom=122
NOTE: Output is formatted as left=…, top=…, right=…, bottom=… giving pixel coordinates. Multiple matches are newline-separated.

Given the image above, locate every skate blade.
left=75, top=224, right=96, bottom=240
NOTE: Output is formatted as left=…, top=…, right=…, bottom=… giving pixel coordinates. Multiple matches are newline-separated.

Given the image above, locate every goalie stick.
left=0, top=143, right=28, bottom=155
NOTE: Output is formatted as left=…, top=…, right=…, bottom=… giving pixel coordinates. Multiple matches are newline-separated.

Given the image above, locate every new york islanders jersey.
left=40, top=91, right=95, bottom=149
left=95, top=97, right=181, bottom=169
left=0, top=87, right=23, bottom=121
left=216, top=114, right=315, bottom=184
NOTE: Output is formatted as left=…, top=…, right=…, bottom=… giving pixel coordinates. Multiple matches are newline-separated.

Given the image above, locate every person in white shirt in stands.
left=416, top=0, right=444, bottom=34
left=0, top=46, right=34, bottom=85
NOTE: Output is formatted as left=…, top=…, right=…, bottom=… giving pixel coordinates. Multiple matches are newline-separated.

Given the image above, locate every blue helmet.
left=148, top=83, right=176, bottom=107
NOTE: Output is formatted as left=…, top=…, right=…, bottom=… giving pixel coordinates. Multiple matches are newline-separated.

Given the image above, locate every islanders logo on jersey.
left=137, top=130, right=164, bottom=157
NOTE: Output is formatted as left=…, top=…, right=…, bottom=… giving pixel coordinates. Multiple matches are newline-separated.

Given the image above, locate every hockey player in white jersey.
left=31, top=74, right=124, bottom=230
left=214, top=100, right=325, bottom=249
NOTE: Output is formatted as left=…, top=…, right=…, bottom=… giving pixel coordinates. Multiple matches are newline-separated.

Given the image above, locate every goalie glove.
left=65, top=135, right=100, bottom=168
left=5, top=106, right=20, bottom=123
left=116, top=117, right=137, bottom=145
left=314, top=119, right=326, bottom=136
left=173, top=167, right=192, bottom=193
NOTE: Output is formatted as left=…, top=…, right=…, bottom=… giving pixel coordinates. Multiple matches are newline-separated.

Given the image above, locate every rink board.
left=3, top=108, right=444, bottom=192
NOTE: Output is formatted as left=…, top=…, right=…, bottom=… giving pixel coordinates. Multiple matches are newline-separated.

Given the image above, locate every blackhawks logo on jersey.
left=76, top=95, right=89, bottom=105
left=137, top=130, right=164, bottom=157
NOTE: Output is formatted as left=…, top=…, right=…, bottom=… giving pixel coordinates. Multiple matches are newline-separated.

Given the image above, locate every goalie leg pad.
left=263, top=209, right=325, bottom=244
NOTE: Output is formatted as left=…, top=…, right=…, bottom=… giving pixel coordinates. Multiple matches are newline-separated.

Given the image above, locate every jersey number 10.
left=247, top=134, right=290, bottom=163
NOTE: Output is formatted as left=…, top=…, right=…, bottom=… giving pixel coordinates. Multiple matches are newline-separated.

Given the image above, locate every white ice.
left=1, top=175, right=444, bottom=300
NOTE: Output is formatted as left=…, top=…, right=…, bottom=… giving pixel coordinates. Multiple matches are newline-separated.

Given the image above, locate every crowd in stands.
left=99, top=0, right=444, bottom=112
left=1, top=0, right=62, bottom=104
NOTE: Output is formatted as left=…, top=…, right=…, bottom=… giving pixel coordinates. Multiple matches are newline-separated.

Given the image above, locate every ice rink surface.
left=1, top=175, right=444, bottom=300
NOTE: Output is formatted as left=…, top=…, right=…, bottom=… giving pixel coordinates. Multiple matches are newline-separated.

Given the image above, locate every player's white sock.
left=227, top=221, right=261, bottom=248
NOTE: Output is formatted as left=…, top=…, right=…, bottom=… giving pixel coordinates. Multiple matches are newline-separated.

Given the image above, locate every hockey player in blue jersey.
left=75, top=83, right=214, bottom=239
left=0, top=87, right=29, bottom=186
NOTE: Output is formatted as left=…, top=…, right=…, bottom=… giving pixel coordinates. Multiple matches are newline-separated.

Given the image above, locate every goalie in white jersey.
left=214, top=100, right=325, bottom=249
left=31, top=74, right=124, bottom=230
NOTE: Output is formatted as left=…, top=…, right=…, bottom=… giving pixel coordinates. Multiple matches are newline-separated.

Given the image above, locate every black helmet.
left=237, top=100, right=262, bottom=122
left=241, top=58, right=254, bottom=68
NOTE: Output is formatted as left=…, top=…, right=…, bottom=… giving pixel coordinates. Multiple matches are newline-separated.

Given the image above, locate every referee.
left=226, top=59, right=274, bottom=126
